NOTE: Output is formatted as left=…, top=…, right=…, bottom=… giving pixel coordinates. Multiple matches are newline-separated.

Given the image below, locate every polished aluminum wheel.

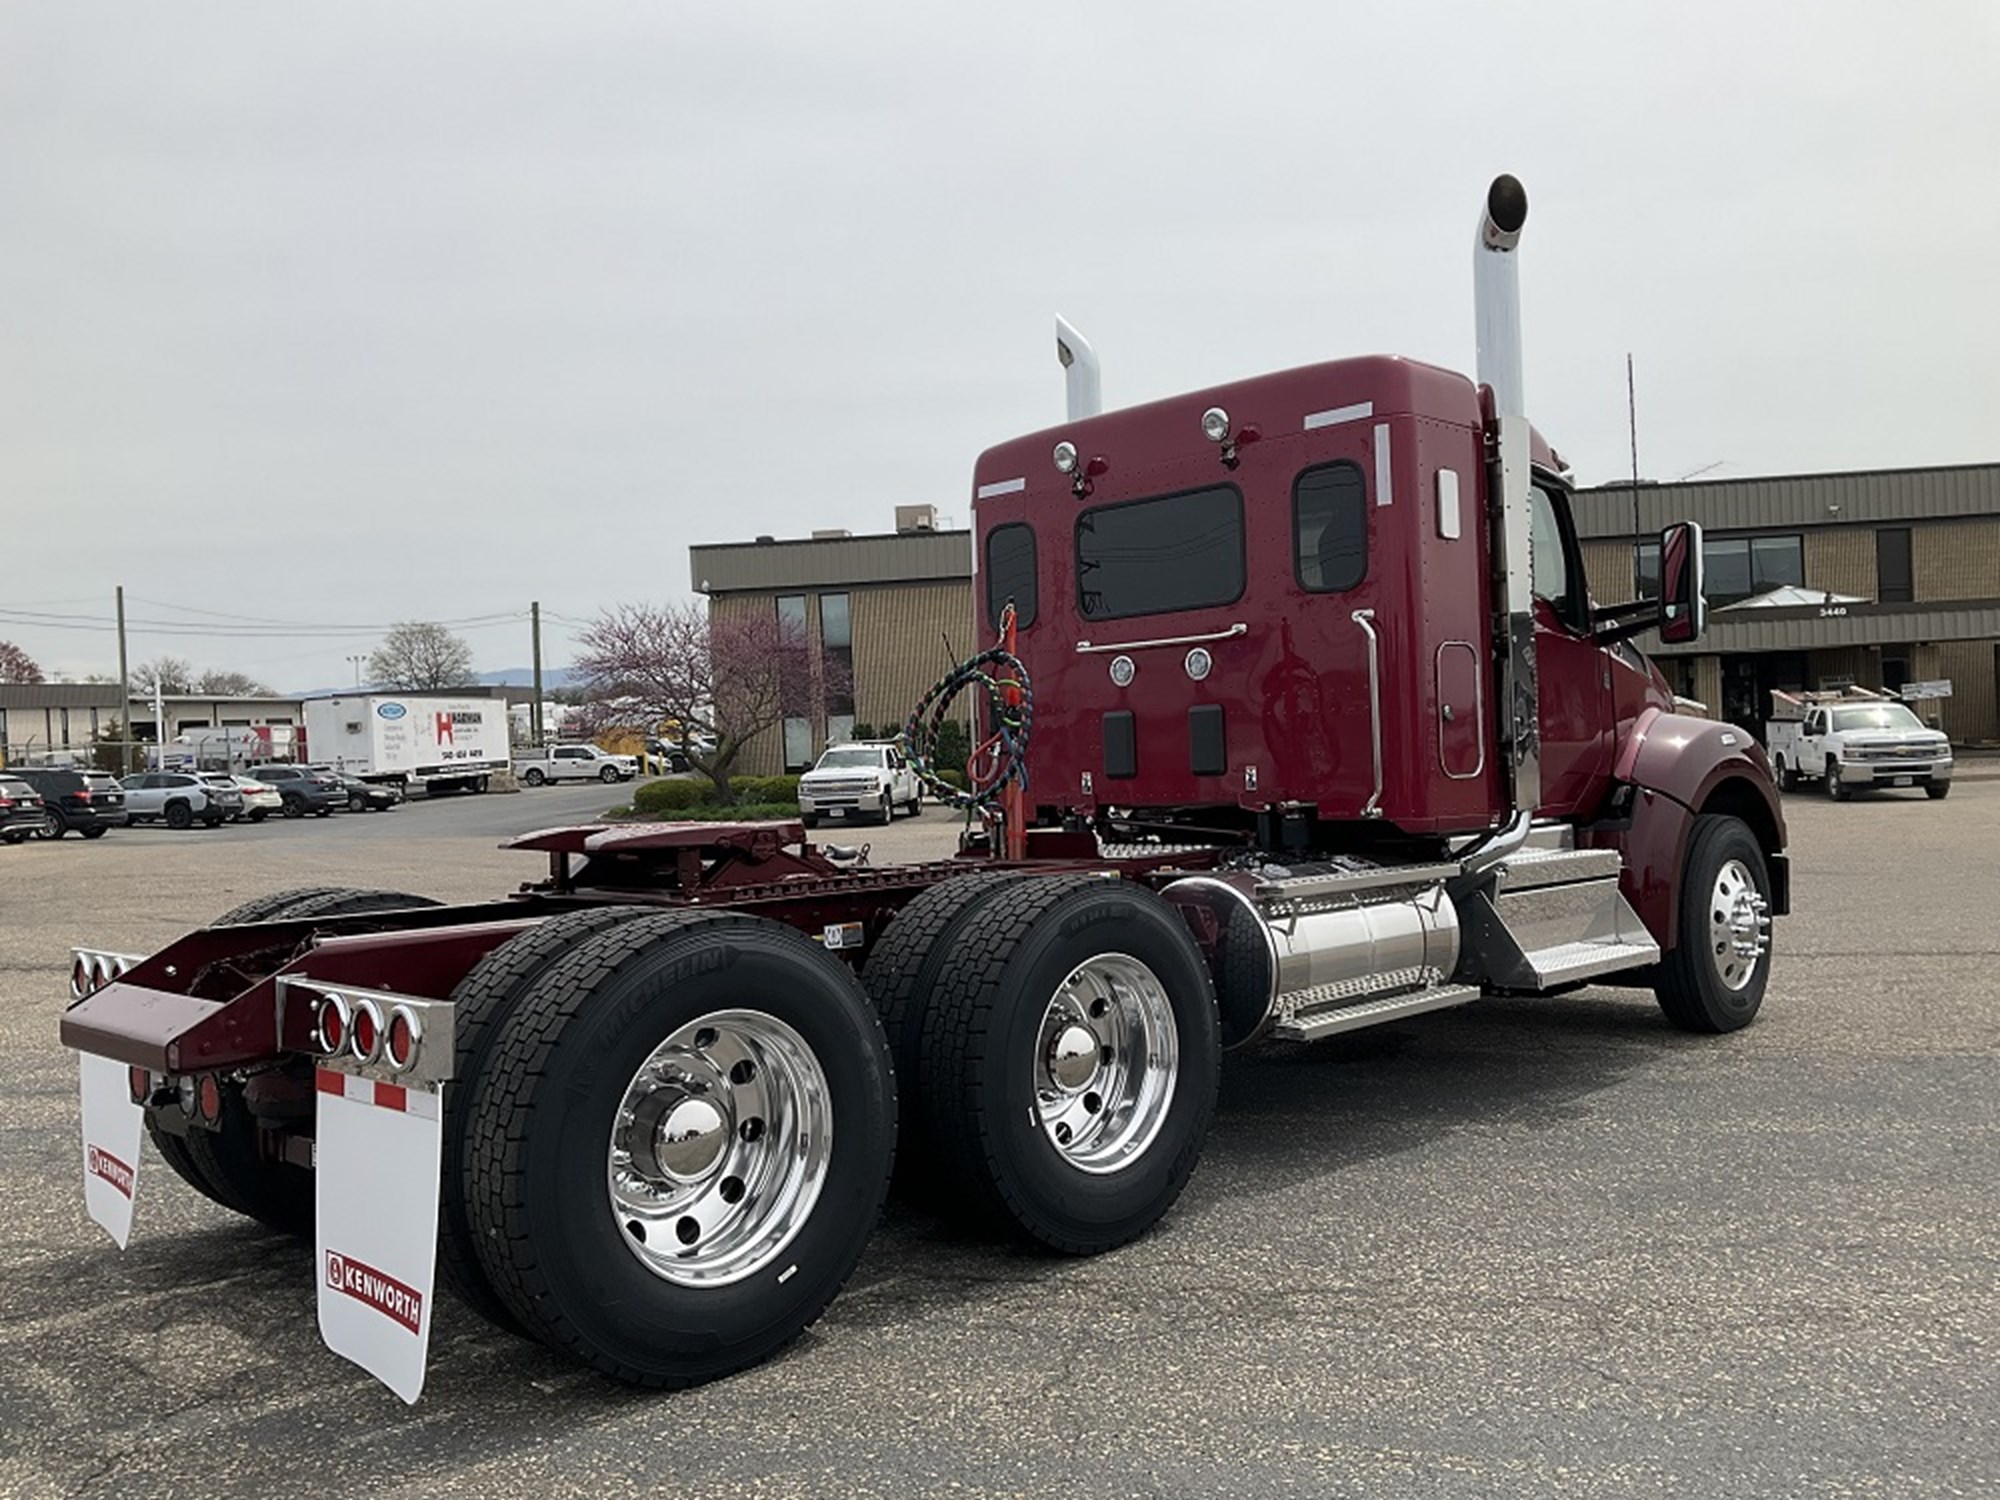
left=1034, top=953, right=1179, bottom=1175
left=1709, top=858, right=1771, bottom=992
left=607, top=1008, right=832, bottom=1287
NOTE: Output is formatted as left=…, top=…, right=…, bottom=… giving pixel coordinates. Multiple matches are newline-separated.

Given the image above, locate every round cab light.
left=385, top=1006, right=420, bottom=1072
left=316, top=993, right=350, bottom=1055
left=1201, top=406, right=1231, bottom=444
left=350, top=1000, right=383, bottom=1064
left=1109, top=654, right=1136, bottom=688
left=1052, top=440, right=1079, bottom=474
left=1185, top=647, right=1213, bottom=681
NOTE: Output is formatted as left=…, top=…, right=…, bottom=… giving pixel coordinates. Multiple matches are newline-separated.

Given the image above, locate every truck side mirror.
left=1657, top=521, right=1707, bottom=645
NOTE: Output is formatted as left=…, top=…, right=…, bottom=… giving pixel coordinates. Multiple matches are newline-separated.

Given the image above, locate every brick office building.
left=691, top=506, right=975, bottom=775
left=1574, top=462, right=2000, bottom=743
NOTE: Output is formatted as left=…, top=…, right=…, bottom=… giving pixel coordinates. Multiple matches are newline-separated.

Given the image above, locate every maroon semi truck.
left=62, top=176, right=1784, bottom=1402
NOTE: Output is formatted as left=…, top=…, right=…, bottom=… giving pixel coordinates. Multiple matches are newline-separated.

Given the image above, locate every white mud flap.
left=79, top=1053, right=144, bottom=1249
left=315, top=1068, right=444, bottom=1405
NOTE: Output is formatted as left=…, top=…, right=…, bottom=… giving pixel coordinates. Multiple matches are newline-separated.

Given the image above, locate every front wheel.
left=522, top=768, right=546, bottom=787
left=874, top=793, right=893, bottom=826
left=1826, top=760, right=1852, bottom=801
left=349, top=793, right=368, bottom=812
left=600, top=764, right=621, bottom=783
left=1926, top=782, right=1951, bottom=800
left=38, top=810, right=66, bottom=840
left=248, top=809, right=268, bottom=823
left=463, top=911, right=895, bottom=1387
left=1653, top=814, right=1773, bottom=1033
left=282, top=796, right=305, bottom=819
left=80, top=826, right=109, bottom=840
left=165, top=801, right=194, bottom=831
left=1776, top=757, right=1798, bottom=793
left=916, top=878, right=1221, bottom=1253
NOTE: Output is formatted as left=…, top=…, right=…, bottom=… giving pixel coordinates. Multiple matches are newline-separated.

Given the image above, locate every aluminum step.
left=1493, top=845, right=1623, bottom=890
left=1507, top=937, right=1659, bottom=989
left=1273, top=983, right=1481, bottom=1042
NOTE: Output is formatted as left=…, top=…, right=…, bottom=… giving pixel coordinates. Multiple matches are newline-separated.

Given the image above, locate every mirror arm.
left=1592, top=614, right=1661, bottom=647
left=1589, top=597, right=1660, bottom=628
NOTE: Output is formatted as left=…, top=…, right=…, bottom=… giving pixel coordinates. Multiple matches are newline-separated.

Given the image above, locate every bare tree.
left=195, top=669, right=276, bottom=696
left=368, top=622, right=476, bottom=693
left=572, top=601, right=844, bottom=803
left=131, top=655, right=197, bottom=695
left=0, top=640, right=44, bottom=684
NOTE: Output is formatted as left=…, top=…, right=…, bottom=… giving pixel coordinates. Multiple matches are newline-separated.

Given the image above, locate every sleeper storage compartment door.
left=1103, top=711, right=1137, bottom=780
left=1435, top=642, right=1484, bottom=780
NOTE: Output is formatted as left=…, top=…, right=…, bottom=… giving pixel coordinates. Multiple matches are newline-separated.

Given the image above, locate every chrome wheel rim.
left=606, top=1008, right=832, bottom=1287
left=1709, top=858, right=1771, bottom=992
left=1034, top=953, right=1179, bottom=1175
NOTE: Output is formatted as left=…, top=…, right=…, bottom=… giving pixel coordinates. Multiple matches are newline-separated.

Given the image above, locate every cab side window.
left=1529, top=482, right=1587, bottom=629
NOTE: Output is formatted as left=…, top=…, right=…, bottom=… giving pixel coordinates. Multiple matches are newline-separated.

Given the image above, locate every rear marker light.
left=197, top=1074, right=222, bottom=1124
left=350, top=1000, right=383, bottom=1065
left=128, top=1066, right=150, bottom=1104
left=178, top=1075, right=199, bottom=1117
left=384, top=1006, right=420, bottom=1072
left=316, top=993, right=350, bottom=1055
left=72, top=958, right=92, bottom=998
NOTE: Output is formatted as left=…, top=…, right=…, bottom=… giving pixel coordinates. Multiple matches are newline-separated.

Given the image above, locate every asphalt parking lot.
left=2, top=780, right=1994, bottom=1498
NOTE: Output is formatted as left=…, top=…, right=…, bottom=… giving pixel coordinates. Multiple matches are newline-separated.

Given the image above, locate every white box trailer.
left=301, top=696, right=509, bottom=794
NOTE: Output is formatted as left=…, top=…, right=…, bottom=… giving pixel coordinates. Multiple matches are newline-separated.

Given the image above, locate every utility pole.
left=115, top=585, right=132, bottom=773
left=530, top=601, right=545, bottom=748
left=1627, top=352, right=1642, bottom=594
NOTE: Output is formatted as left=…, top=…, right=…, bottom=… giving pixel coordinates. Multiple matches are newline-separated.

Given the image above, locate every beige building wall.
left=1803, top=528, right=1876, bottom=598
left=1912, top=517, right=2000, bottom=601
left=706, top=580, right=976, bottom=776
left=1933, top=641, right=1998, bottom=742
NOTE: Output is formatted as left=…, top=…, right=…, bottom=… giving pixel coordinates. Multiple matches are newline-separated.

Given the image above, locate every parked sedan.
left=215, top=774, right=283, bottom=823
left=0, top=775, right=47, bottom=843
left=119, top=772, right=243, bottom=829
left=331, top=773, right=402, bottom=812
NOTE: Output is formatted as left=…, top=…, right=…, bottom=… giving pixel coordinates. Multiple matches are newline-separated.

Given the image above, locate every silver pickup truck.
left=511, top=743, right=639, bottom=786
left=1767, top=695, right=1953, bottom=801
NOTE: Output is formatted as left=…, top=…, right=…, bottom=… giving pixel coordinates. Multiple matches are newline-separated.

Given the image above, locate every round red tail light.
left=128, top=1066, right=150, bottom=1104
left=385, top=1007, right=420, bottom=1072
left=316, top=994, right=349, bottom=1054
left=350, top=1000, right=382, bottom=1064
left=197, top=1073, right=222, bottom=1124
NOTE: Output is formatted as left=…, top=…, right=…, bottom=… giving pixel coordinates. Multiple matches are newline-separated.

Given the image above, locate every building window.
left=1075, top=485, right=1245, bottom=621
left=774, top=595, right=812, bottom=768
left=1876, top=527, right=1913, bottom=603
left=1293, top=462, right=1367, bottom=592
left=1635, top=533, right=1802, bottom=606
left=985, top=523, right=1038, bottom=630
left=820, top=591, right=854, bottom=745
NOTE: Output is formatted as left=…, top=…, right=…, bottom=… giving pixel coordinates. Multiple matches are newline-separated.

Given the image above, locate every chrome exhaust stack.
left=1056, top=314, right=1102, bottom=420
left=1475, top=173, right=1542, bottom=816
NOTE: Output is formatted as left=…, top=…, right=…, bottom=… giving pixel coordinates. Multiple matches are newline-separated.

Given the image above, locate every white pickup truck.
left=797, top=742, right=923, bottom=826
left=1767, top=691, right=1953, bottom=801
left=511, top=744, right=639, bottom=786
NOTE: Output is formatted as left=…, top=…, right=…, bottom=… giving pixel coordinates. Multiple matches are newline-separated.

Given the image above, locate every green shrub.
left=724, top=775, right=800, bottom=804
left=932, top=718, right=972, bottom=778
left=937, top=769, right=968, bottom=792
left=633, top=778, right=707, bottom=814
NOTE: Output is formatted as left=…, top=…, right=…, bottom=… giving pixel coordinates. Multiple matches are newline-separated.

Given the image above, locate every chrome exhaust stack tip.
left=1055, top=314, right=1103, bottom=421
left=1474, top=173, right=1529, bottom=421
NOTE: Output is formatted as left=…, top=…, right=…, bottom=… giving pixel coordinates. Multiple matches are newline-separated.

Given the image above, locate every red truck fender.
left=1587, top=709, right=1791, bottom=950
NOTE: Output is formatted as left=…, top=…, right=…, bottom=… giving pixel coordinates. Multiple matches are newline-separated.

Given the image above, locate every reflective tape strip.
left=1304, top=401, right=1373, bottom=430
left=317, top=1067, right=441, bottom=1120
left=1374, top=423, right=1394, bottom=506
left=976, top=477, right=1026, bottom=499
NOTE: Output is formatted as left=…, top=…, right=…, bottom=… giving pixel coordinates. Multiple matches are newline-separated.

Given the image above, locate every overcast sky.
left=3, top=1, right=1995, bottom=691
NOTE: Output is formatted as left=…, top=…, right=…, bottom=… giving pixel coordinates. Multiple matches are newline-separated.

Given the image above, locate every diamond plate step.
left=1514, top=937, right=1659, bottom=988
left=1273, top=984, right=1481, bottom=1042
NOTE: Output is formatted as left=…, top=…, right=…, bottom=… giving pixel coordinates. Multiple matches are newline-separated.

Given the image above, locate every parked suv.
left=0, top=774, right=48, bottom=843
left=797, top=742, right=923, bottom=827
left=7, top=766, right=129, bottom=839
left=247, top=763, right=342, bottom=818
left=119, top=772, right=243, bottom=829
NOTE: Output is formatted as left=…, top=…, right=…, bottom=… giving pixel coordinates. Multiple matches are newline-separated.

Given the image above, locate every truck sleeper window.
left=1075, top=485, right=1245, bottom=621
left=1294, top=462, right=1367, bottom=592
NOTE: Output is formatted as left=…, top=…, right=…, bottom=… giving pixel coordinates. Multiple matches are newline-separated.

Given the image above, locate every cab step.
left=1272, top=983, right=1481, bottom=1042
